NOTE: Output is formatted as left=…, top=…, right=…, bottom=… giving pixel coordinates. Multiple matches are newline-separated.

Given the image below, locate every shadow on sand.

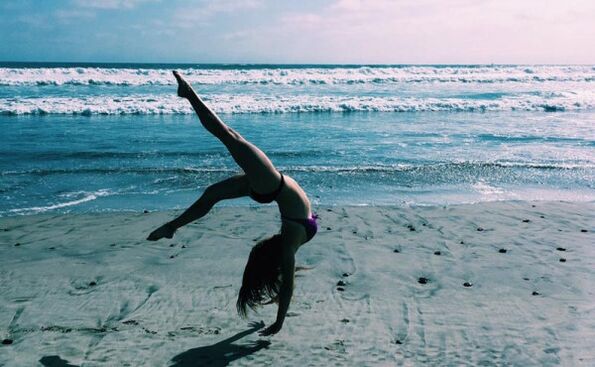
left=39, top=355, right=80, bottom=367
left=170, top=321, right=271, bottom=367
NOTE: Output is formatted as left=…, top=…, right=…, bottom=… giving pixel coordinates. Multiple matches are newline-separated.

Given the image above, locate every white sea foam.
left=8, top=189, right=112, bottom=214
left=1, top=65, right=594, bottom=86
left=2, top=91, right=593, bottom=115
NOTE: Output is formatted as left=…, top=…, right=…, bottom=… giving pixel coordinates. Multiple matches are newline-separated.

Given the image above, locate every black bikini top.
left=249, top=173, right=285, bottom=204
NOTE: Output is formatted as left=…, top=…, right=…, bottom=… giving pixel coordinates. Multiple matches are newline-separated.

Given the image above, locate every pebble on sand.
left=181, top=245, right=186, bottom=249
left=49, top=247, right=55, bottom=250
left=532, top=291, right=540, bottom=296
left=559, top=258, right=566, bottom=263
left=340, top=318, right=350, bottom=323
left=522, top=219, right=531, bottom=223
left=460, top=241, right=464, bottom=244
left=395, top=339, right=402, bottom=344
left=434, top=251, right=441, bottom=255
left=337, top=280, right=346, bottom=286
left=407, top=224, right=416, bottom=231
left=393, top=249, right=400, bottom=253
left=499, top=249, right=507, bottom=254
left=169, top=255, right=175, bottom=259
left=89, top=281, right=97, bottom=287
left=418, top=277, right=429, bottom=284
left=342, top=273, right=351, bottom=277
left=336, top=287, right=345, bottom=292
left=556, top=247, right=566, bottom=251
left=463, top=282, right=473, bottom=287
left=14, top=243, right=20, bottom=247
left=477, top=227, right=484, bottom=232
left=143, top=210, right=149, bottom=213
left=169, top=244, right=175, bottom=247
left=326, top=227, right=332, bottom=231
left=580, top=229, right=588, bottom=233
left=523, top=277, right=530, bottom=281
left=2, top=339, right=12, bottom=345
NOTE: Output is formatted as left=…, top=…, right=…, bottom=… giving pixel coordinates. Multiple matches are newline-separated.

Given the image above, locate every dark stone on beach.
left=532, top=205, right=536, bottom=207
left=169, top=244, right=175, bottom=247
left=523, top=277, right=530, bottom=281
left=169, top=255, right=175, bottom=259
left=532, top=291, right=540, bottom=296
left=395, top=339, right=402, bottom=344
left=326, top=227, right=332, bottom=231
left=418, top=277, right=428, bottom=284
left=181, top=245, right=186, bottom=249
left=2, top=339, right=12, bottom=345
left=499, top=248, right=507, bottom=254
left=143, top=210, right=149, bottom=213
left=110, top=243, right=116, bottom=247
left=49, top=247, right=55, bottom=250
left=581, top=229, right=588, bottom=233
left=460, top=241, right=464, bottom=244
left=14, top=243, right=20, bottom=247
left=393, top=249, right=400, bottom=253
left=337, top=280, right=346, bottom=286
left=559, top=258, right=566, bottom=263
left=342, top=273, right=350, bottom=277
left=463, top=282, right=473, bottom=287
left=540, top=215, right=545, bottom=218
left=352, top=230, right=357, bottom=234
left=336, top=287, right=345, bottom=292
left=556, top=247, right=566, bottom=251
left=522, top=219, right=531, bottom=223
left=89, top=281, right=97, bottom=287
left=326, top=208, right=332, bottom=212
left=422, top=223, right=427, bottom=226
left=341, top=318, right=350, bottom=323
left=434, top=251, right=441, bottom=256
left=407, top=224, right=416, bottom=231
left=477, top=227, right=484, bottom=232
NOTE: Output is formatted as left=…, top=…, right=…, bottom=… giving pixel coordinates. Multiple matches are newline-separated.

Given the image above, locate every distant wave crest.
left=1, top=92, right=593, bottom=114
left=1, top=65, right=594, bottom=86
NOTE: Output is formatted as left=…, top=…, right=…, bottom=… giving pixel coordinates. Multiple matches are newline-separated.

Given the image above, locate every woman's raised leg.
left=173, top=71, right=281, bottom=194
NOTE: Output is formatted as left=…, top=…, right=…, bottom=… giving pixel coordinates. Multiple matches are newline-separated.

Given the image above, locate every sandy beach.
left=0, top=200, right=593, bottom=366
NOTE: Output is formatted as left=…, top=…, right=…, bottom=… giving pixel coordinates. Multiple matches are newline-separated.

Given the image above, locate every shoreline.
left=1, top=200, right=593, bottom=366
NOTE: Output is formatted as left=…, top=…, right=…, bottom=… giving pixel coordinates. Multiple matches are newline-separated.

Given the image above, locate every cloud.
left=55, top=9, right=96, bottom=20
left=73, top=0, right=158, bottom=10
left=173, top=0, right=263, bottom=29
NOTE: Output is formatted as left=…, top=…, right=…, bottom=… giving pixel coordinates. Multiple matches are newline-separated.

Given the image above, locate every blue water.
left=1, top=63, right=594, bottom=215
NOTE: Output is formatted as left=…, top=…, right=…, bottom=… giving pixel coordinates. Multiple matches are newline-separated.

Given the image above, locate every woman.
left=147, top=71, right=318, bottom=336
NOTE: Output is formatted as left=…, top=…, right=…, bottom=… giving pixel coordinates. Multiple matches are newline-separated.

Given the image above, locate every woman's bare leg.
left=174, top=71, right=281, bottom=194
left=147, top=175, right=249, bottom=240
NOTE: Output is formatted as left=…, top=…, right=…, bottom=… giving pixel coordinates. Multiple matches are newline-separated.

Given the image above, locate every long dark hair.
left=236, top=234, right=283, bottom=318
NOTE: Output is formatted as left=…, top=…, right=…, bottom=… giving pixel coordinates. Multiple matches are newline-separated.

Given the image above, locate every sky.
left=0, top=0, right=594, bottom=64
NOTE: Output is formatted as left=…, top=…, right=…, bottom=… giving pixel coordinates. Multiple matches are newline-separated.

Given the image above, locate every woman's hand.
left=147, top=222, right=176, bottom=241
left=258, top=321, right=282, bottom=336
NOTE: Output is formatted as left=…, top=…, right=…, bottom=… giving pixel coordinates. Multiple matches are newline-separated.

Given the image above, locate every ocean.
left=1, top=63, right=593, bottom=215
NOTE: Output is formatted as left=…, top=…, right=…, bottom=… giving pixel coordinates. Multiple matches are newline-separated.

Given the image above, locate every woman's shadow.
left=170, top=321, right=270, bottom=367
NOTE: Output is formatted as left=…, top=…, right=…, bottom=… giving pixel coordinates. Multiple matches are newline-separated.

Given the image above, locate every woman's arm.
left=147, top=175, right=249, bottom=241
left=259, top=229, right=301, bottom=336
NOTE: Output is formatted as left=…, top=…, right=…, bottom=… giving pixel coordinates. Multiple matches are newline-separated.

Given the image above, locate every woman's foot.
left=173, top=70, right=193, bottom=99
